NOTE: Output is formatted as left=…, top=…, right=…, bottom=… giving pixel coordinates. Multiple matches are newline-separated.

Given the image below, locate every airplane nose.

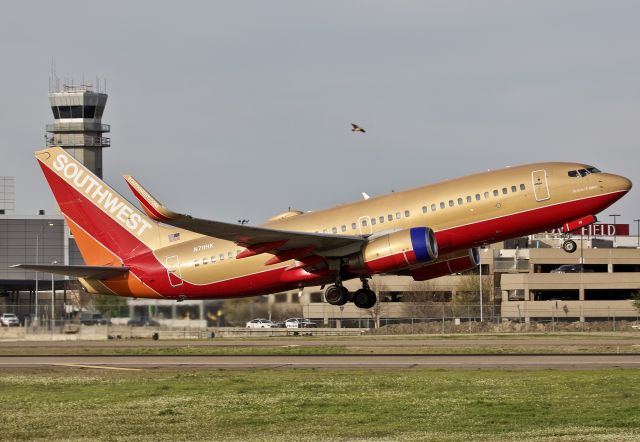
left=611, top=174, right=632, bottom=192
left=619, top=176, right=632, bottom=192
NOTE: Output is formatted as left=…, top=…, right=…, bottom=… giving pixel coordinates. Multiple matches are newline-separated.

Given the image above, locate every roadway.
left=1, top=354, right=640, bottom=369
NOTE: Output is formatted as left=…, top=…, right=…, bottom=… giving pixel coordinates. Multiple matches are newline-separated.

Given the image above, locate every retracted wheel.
left=353, top=288, right=377, bottom=309
left=325, top=285, right=349, bottom=306
left=562, top=240, right=577, bottom=253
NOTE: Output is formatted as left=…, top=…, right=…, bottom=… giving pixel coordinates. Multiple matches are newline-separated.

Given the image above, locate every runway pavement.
left=1, top=354, right=639, bottom=369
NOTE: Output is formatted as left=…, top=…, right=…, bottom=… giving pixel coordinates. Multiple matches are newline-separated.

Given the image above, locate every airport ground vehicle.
left=127, top=317, right=160, bottom=327
left=246, top=318, right=277, bottom=328
left=285, top=318, right=317, bottom=329
left=79, top=313, right=111, bottom=325
left=0, top=313, right=20, bottom=327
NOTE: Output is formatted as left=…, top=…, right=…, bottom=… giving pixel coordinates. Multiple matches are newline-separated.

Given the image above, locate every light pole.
left=479, top=249, right=483, bottom=322
left=609, top=214, right=620, bottom=243
left=51, top=260, right=58, bottom=328
left=34, top=221, right=54, bottom=324
left=634, top=219, right=640, bottom=248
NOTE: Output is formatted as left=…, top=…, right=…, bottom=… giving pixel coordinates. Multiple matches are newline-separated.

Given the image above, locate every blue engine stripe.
left=410, top=227, right=431, bottom=262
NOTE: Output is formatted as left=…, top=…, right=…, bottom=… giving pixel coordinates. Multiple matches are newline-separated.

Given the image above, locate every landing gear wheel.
left=562, top=239, right=577, bottom=253
left=353, top=289, right=377, bottom=309
left=325, top=285, right=349, bottom=306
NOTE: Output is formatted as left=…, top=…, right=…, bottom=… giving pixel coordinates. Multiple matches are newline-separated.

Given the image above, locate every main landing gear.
left=562, top=239, right=577, bottom=253
left=324, top=278, right=377, bottom=309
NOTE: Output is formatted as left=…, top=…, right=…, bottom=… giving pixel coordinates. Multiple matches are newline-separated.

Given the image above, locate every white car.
left=246, top=318, right=276, bottom=329
left=284, top=318, right=317, bottom=329
left=0, top=313, right=20, bottom=327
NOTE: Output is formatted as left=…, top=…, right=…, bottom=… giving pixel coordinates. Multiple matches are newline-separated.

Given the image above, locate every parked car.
left=246, top=318, right=277, bottom=329
left=80, top=313, right=111, bottom=326
left=0, top=313, right=20, bottom=327
left=127, top=317, right=160, bottom=327
left=284, top=318, right=317, bottom=329
left=550, top=265, right=593, bottom=273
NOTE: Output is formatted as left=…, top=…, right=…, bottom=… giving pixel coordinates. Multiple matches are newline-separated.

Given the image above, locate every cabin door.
left=531, top=169, right=550, bottom=202
left=165, top=255, right=184, bottom=287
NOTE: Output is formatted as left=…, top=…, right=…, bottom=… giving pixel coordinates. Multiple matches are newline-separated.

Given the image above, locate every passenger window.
left=511, top=185, right=516, bottom=193
left=440, top=202, right=445, bottom=209
left=211, top=256, right=216, bottom=263
left=194, top=260, right=199, bottom=267
left=466, top=196, right=472, bottom=203
left=332, top=227, right=337, bottom=234
left=388, top=214, right=393, bottom=221
left=341, top=225, right=346, bottom=232
left=371, top=218, right=377, bottom=225
left=448, top=200, right=454, bottom=207
left=484, top=192, right=490, bottom=199
left=502, top=188, right=508, bottom=195
left=457, top=198, right=463, bottom=205
left=361, top=219, right=368, bottom=227
left=396, top=212, right=401, bottom=219
left=203, top=257, right=208, bottom=265
left=568, top=170, right=579, bottom=178
left=379, top=216, right=384, bottom=224
left=422, top=206, right=428, bottom=213
left=352, top=222, right=357, bottom=230
left=493, top=190, right=499, bottom=197
left=520, top=183, right=525, bottom=191
left=475, top=194, right=481, bottom=201
left=220, top=254, right=225, bottom=261
left=404, top=210, right=410, bottom=217
left=431, top=203, right=436, bottom=211
left=228, top=251, right=233, bottom=259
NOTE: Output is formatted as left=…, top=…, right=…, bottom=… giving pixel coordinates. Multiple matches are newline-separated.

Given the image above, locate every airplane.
left=13, top=146, right=632, bottom=309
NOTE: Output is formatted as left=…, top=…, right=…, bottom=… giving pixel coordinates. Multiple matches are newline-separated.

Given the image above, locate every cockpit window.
left=587, top=166, right=601, bottom=173
left=568, top=170, right=579, bottom=177
left=578, top=169, right=589, bottom=177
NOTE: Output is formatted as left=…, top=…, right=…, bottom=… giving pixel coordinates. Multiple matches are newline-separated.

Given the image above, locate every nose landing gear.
left=562, top=239, right=577, bottom=253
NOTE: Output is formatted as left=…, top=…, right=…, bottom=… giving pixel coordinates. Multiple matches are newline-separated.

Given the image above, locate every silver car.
left=0, top=313, right=20, bottom=327
left=246, top=318, right=276, bottom=329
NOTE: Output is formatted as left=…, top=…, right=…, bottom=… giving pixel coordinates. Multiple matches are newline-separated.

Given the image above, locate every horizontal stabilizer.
left=11, top=264, right=130, bottom=279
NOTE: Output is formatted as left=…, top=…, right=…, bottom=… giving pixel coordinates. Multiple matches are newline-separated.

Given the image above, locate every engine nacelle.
left=410, top=247, right=480, bottom=281
left=346, top=227, right=438, bottom=274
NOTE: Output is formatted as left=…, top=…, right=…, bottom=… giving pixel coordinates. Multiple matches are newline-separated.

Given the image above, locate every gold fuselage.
left=155, top=162, right=630, bottom=287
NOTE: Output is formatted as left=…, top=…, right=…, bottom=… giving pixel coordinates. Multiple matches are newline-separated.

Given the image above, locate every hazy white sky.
left=1, top=1, right=638, bottom=225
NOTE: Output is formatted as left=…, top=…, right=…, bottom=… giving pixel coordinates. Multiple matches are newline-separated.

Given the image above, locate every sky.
left=1, top=1, right=638, bottom=227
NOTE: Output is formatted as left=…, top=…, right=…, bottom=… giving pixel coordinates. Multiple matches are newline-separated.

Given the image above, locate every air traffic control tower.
left=45, top=84, right=109, bottom=178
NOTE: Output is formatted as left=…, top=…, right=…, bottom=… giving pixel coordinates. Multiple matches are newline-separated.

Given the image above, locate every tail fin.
left=36, top=147, right=163, bottom=265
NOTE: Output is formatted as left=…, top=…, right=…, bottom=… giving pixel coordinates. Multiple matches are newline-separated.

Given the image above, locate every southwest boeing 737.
left=14, top=146, right=632, bottom=309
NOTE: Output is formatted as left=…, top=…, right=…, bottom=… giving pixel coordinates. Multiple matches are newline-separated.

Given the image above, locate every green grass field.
left=1, top=367, right=639, bottom=441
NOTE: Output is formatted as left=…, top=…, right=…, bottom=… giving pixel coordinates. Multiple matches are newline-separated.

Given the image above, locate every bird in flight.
left=351, top=123, right=366, bottom=133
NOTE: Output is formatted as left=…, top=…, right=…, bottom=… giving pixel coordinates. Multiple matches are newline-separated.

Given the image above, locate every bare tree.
left=366, top=277, right=389, bottom=328
left=401, top=281, right=448, bottom=319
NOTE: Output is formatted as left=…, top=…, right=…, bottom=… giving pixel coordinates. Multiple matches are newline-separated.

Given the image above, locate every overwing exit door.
left=531, top=170, right=550, bottom=202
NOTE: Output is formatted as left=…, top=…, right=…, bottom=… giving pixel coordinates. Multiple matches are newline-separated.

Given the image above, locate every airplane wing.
left=11, top=264, right=130, bottom=279
left=123, top=175, right=366, bottom=261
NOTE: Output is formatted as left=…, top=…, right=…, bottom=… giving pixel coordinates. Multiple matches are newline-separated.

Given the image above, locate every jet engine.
left=409, top=247, right=480, bottom=281
left=346, top=227, right=438, bottom=274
